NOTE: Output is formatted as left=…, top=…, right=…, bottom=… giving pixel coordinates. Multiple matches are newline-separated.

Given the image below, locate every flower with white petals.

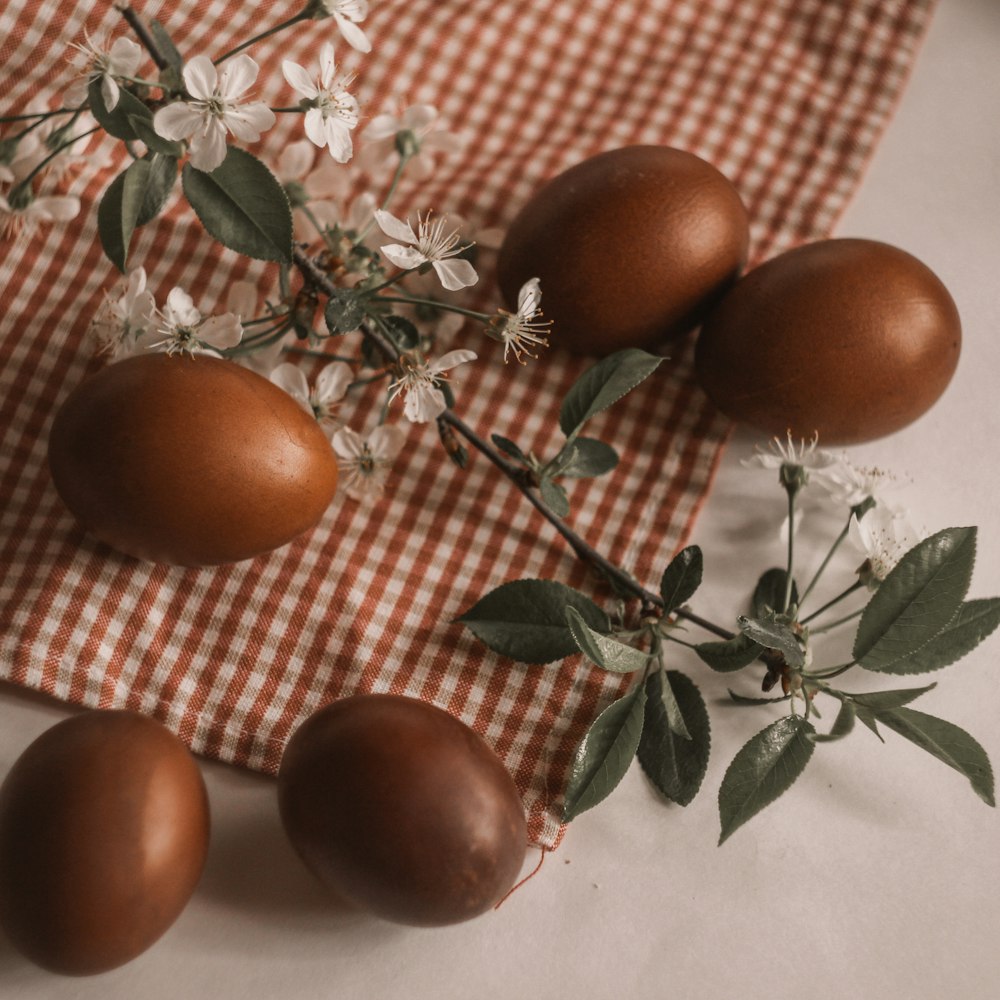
left=374, top=209, right=478, bottom=291
left=388, top=350, right=477, bottom=423
left=307, top=0, right=372, bottom=53
left=332, top=424, right=407, bottom=501
left=88, top=267, right=156, bottom=357
left=143, top=287, right=243, bottom=356
left=742, top=431, right=838, bottom=491
left=282, top=43, right=359, bottom=162
left=849, top=502, right=923, bottom=586
left=0, top=187, right=80, bottom=240
left=488, top=277, right=551, bottom=364
left=813, top=456, right=900, bottom=509
left=358, top=102, right=465, bottom=180
left=269, top=360, right=353, bottom=427
left=64, top=32, right=143, bottom=111
left=153, top=54, right=275, bottom=173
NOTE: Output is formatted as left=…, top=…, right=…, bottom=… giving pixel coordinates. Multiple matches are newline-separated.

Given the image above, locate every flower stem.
left=808, top=606, right=864, bottom=636
left=8, top=126, right=101, bottom=197
left=357, top=152, right=412, bottom=242
left=798, top=512, right=853, bottom=611
left=783, top=486, right=796, bottom=612
left=799, top=580, right=865, bottom=627
left=1, top=108, right=78, bottom=124
left=214, top=12, right=310, bottom=64
left=375, top=294, right=492, bottom=322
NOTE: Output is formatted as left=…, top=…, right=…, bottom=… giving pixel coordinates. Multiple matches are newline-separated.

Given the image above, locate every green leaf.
left=718, top=716, right=815, bottom=844
left=380, top=314, right=420, bottom=348
left=182, top=147, right=292, bottom=263
left=126, top=113, right=184, bottom=157
left=638, top=670, right=710, bottom=806
left=539, top=476, right=569, bottom=517
left=659, top=545, right=703, bottom=614
left=562, top=685, right=646, bottom=821
left=87, top=79, right=152, bottom=141
left=753, top=568, right=798, bottom=617
left=696, top=633, right=763, bottom=672
left=150, top=19, right=183, bottom=69
left=324, top=288, right=366, bottom=334
left=565, top=606, right=649, bottom=674
left=811, top=700, right=856, bottom=743
left=864, top=598, right=1000, bottom=675
left=554, top=437, right=619, bottom=479
left=558, top=349, right=663, bottom=438
left=847, top=683, right=937, bottom=710
left=654, top=666, right=691, bottom=740
left=853, top=527, right=977, bottom=671
left=456, top=579, right=610, bottom=665
left=491, top=434, right=529, bottom=466
left=869, top=706, right=994, bottom=806
left=737, top=614, right=805, bottom=668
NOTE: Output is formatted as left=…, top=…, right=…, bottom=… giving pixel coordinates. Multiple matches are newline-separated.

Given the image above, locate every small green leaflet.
left=548, top=437, right=619, bottom=479
left=562, top=684, right=646, bottom=821
left=638, top=670, right=710, bottom=806
left=558, top=349, right=663, bottom=439
left=325, top=288, right=366, bottom=334
left=752, top=567, right=798, bottom=617
left=737, top=614, right=804, bottom=668
left=696, top=633, right=763, bottom=672
left=125, top=114, right=183, bottom=157
left=491, top=434, right=529, bottom=466
left=659, top=545, right=703, bottom=614
left=539, top=476, right=570, bottom=517
left=380, top=314, right=420, bottom=348
left=853, top=526, right=976, bottom=672
left=718, top=715, right=815, bottom=844
left=456, top=579, right=609, bottom=664
left=866, top=706, right=994, bottom=806
left=846, top=683, right=937, bottom=711
left=182, top=147, right=293, bottom=263
left=565, top=606, right=649, bottom=674
left=150, top=19, right=183, bottom=69
left=87, top=79, right=153, bottom=142
left=811, top=700, right=856, bottom=743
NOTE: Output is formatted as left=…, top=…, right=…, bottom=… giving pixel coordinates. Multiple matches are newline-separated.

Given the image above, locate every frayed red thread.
left=494, top=846, right=547, bottom=909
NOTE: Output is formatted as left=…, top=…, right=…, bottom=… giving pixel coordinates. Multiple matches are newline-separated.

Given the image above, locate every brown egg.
left=496, top=145, right=750, bottom=355
left=48, top=353, right=338, bottom=565
left=0, top=710, right=210, bottom=975
left=694, top=238, right=962, bottom=444
left=278, top=694, right=527, bottom=926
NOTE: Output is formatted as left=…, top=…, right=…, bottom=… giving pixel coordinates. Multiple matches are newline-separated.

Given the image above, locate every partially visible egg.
left=277, top=694, right=528, bottom=926
left=694, top=238, right=961, bottom=444
left=47, top=353, right=339, bottom=565
left=0, top=711, right=210, bottom=976
left=497, top=145, right=750, bottom=355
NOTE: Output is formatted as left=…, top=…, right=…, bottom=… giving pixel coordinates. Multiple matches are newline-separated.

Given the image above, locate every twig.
left=115, top=4, right=169, bottom=70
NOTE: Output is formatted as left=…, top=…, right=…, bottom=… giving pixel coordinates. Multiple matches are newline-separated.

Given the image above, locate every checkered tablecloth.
left=0, top=0, right=935, bottom=846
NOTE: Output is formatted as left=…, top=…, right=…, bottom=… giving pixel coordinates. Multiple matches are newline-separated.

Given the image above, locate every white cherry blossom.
left=374, top=209, right=478, bottom=291
left=65, top=32, right=143, bottom=111
left=88, top=267, right=156, bottom=357
left=813, top=456, right=901, bottom=509
left=309, top=0, right=372, bottom=53
left=489, top=277, right=551, bottom=364
left=153, top=54, right=275, bottom=173
left=143, top=287, right=243, bottom=356
left=388, top=350, right=477, bottom=423
left=0, top=188, right=80, bottom=240
left=742, top=432, right=838, bottom=475
left=282, top=43, right=359, bottom=162
left=269, top=360, right=353, bottom=427
left=359, top=102, right=465, bottom=180
left=849, top=502, right=923, bottom=586
left=332, top=424, right=407, bottom=501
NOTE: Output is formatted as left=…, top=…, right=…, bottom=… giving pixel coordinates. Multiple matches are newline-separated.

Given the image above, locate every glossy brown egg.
left=278, top=694, right=527, bottom=926
left=497, top=145, right=750, bottom=355
left=694, top=238, right=962, bottom=444
left=48, top=353, right=338, bottom=565
left=0, top=710, right=210, bottom=976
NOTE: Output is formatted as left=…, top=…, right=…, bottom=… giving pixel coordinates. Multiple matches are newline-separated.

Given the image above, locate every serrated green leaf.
left=753, top=568, right=798, bottom=617
left=558, top=349, right=663, bottom=438
left=380, top=313, right=420, bottom=348
left=126, top=113, right=184, bottom=156
left=727, top=689, right=791, bottom=706
left=562, top=685, right=646, bottom=821
left=863, top=598, right=1000, bottom=675
left=456, top=579, right=609, bottom=664
left=324, top=288, right=366, bottom=334
left=854, top=527, right=976, bottom=671
left=660, top=545, right=703, bottom=615
left=491, top=434, right=529, bottom=466
left=150, top=19, right=183, bottom=69
left=539, top=476, right=569, bottom=517
left=655, top=667, right=691, bottom=740
left=638, top=670, right=710, bottom=806
left=811, top=700, right=856, bottom=743
left=565, top=606, right=649, bottom=674
left=182, top=147, right=292, bottom=263
left=846, top=683, right=937, bottom=710
left=87, top=79, right=152, bottom=141
left=738, top=614, right=805, bottom=668
left=718, top=716, right=815, bottom=844
left=696, top=633, right=763, bottom=672
left=870, top=706, right=994, bottom=805
left=555, top=437, right=619, bottom=479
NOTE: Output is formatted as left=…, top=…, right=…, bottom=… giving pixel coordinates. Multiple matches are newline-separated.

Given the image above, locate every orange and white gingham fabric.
left=0, top=0, right=934, bottom=847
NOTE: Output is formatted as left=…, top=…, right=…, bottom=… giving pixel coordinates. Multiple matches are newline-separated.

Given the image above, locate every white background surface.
left=2, top=1, right=999, bottom=996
